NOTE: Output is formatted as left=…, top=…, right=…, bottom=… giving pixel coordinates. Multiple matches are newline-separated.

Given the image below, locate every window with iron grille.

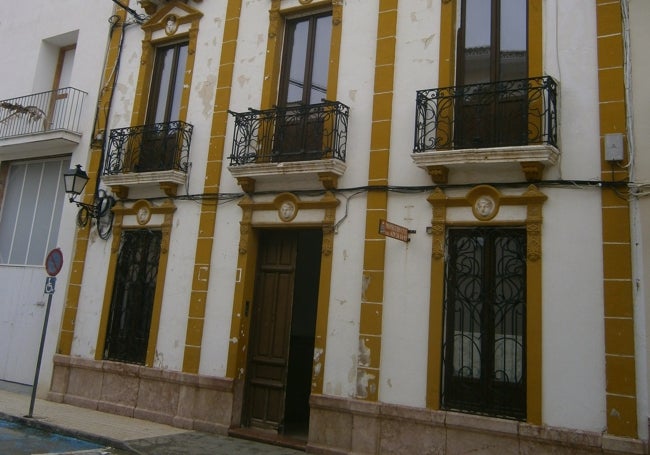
left=104, top=229, right=161, bottom=364
left=441, top=227, right=526, bottom=419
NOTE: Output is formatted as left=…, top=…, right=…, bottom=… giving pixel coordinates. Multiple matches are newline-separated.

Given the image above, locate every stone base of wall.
left=307, top=395, right=648, bottom=455
left=46, top=359, right=648, bottom=454
left=48, top=354, right=234, bottom=434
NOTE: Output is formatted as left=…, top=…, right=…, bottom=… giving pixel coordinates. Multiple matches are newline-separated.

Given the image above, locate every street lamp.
left=63, top=164, right=115, bottom=239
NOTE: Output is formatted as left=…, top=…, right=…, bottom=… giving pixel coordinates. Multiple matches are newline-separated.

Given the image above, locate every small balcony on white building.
left=101, top=120, right=194, bottom=198
left=411, top=76, right=559, bottom=183
left=0, top=87, right=87, bottom=160
left=227, top=100, right=350, bottom=193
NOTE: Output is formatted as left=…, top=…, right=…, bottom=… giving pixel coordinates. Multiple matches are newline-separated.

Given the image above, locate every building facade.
left=0, top=0, right=646, bottom=453
left=0, top=1, right=115, bottom=386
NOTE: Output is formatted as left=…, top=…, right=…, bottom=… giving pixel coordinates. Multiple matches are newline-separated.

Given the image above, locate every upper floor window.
left=455, top=0, right=528, bottom=149
left=279, top=12, right=332, bottom=106
left=458, top=0, right=528, bottom=86
left=147, top=41, right=188, bottom=124
left=53, top=45, right=76, bottom=91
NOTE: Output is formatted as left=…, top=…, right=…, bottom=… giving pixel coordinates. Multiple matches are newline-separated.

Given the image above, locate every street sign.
left=378, top=219, right=415, bottom=243
left=45, top=248, right=64, bottom=276
left=30, top=253, right=61, bottom=418
left=44, top=277, right=57, bottom=294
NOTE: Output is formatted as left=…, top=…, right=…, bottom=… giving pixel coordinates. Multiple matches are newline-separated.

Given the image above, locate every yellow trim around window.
left=437, top=0, right=543, bottom=86
left=426, top=185, right=546, bottom=425
left=131, top=2, right=203, bottom=126
left=95, top=199, right=177, bottom=367
left=260, top=0, right=342, bottom=109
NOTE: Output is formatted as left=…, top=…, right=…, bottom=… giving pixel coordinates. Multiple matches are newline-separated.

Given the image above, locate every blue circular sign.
left=45, top=248, right=64, bottom=276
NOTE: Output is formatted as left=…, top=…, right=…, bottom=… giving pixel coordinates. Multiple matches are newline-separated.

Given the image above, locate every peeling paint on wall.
left=348, top=354, right=356, bottom=384
left=154, top=351, right=168, bottom=369
left=197, top=266, right=209, bottom=282
left=237, top=74, right=249, bottom=88
left=422, top=34, right=435, bottom=48
left=358, top=337, right=371, bottom=366
left=356, top=369, right=376, bottom=399
left=361, top=274, right=370, bottom=300
left=197, top=75, right=217, bottom=118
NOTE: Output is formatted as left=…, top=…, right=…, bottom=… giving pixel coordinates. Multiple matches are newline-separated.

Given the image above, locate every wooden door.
left=246, top=231, right=297, bottom=430
left=244, top=230, right=321, bottom=433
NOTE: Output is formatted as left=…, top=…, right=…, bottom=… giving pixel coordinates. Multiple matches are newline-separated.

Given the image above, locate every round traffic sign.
left=45, top=248, right=64, bottom=276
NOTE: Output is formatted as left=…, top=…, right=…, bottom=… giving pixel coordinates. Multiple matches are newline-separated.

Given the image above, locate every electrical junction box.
left=605, top=133, right=624, bottom=161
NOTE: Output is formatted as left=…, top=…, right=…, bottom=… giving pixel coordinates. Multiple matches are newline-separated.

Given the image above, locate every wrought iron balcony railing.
left=0, top=87, right=87, bottom=139
left=228, top=100, right=349, bottom=166
left=414, top=76, right=557, bottom=153
left=103, top=121, right=193, bottom=175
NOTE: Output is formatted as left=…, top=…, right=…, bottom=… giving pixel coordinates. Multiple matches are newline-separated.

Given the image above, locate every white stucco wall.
left=0, top=0, right=116, bottom=391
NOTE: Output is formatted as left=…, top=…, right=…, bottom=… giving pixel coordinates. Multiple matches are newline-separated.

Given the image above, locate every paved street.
left=0, top=381, right=303, bottom=455
left=0, top=418, right=111, bottom=454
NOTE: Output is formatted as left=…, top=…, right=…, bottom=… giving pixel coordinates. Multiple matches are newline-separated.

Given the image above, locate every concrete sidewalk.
left=0, top=381, right=303, bottom=454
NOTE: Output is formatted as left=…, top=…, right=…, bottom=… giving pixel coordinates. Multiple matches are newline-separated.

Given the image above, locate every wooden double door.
left=244, top=229, right=322, bottom=435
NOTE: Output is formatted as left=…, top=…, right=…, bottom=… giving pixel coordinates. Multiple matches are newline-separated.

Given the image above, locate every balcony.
left=102, top=120, right=193, bottom=198
left=412, top=76, right=559, bottom=183
left=228, top=100, right=349, bottom=192
left=0, top=87, right=87, bottom=159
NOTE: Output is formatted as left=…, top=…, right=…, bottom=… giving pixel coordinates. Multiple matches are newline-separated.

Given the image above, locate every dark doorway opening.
left=242, top=229, right=322, bottom=444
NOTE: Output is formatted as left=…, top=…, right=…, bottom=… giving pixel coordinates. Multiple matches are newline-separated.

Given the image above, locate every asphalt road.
left=0, top=418, right=110, bottom=454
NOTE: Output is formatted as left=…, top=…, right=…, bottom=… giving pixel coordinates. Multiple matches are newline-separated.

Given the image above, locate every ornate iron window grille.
left=103, top=120, right=193, bottom=175
left=104, top=229, right=162, bottom=365
left=228, top=100, right=349, bottom=166
left=414, top=76, right=557, bottom=153
left=441, top=227, right=527, bottom=420
left=0, top=87, right=87, bottom=139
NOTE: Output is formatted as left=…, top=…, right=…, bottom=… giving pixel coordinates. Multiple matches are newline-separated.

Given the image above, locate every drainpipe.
left=621, top=0, right=649, bottom=440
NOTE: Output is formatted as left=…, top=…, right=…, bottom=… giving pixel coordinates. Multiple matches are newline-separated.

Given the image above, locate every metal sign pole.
left=27, top=277, right=55, bottom=418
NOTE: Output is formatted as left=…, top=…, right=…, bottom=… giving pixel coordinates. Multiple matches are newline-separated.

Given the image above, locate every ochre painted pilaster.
left=57, top=6, right=127, bottom=356
left=356, top=0, right=398, bottom=401
left=596, top=0, right=637, bottom=439
left=425, top=189, right=446, bottom=409
left=182, top=0, right=242, bottom=374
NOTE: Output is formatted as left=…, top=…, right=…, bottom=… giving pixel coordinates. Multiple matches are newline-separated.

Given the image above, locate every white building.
left=1, top=0, right=646, bottom=453
left=0, top=0, right=115, bottom=387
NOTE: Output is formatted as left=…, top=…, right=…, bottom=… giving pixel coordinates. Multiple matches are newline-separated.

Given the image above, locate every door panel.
left=246, top=231, right=297, bottom=429
left=245, top=230, right=322, bottom=434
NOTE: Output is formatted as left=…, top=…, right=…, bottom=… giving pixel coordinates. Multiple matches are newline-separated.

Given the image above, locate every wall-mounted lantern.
left=63, top=164, right=115, bottom=239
